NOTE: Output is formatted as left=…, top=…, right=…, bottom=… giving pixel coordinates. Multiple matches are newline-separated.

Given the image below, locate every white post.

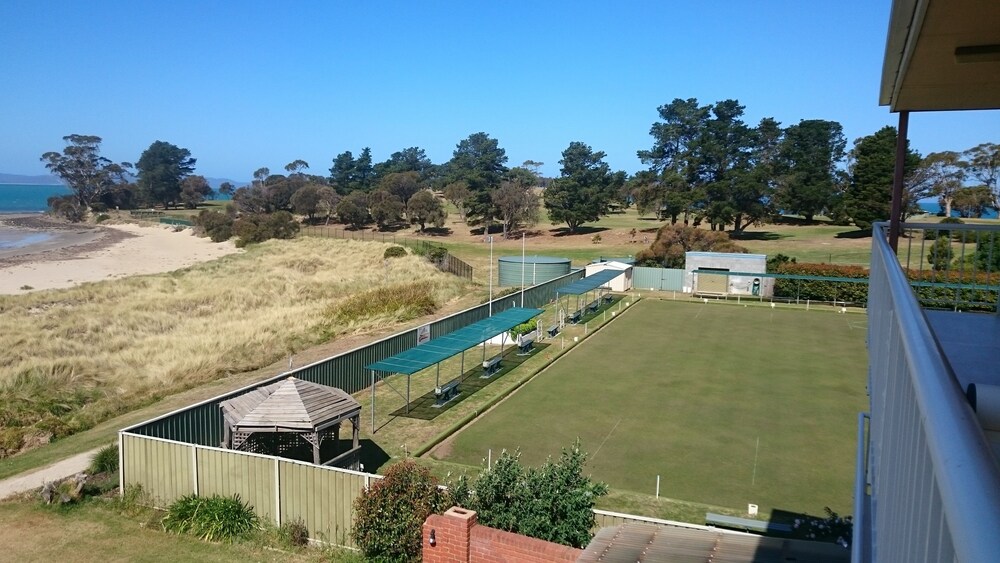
left=656, top=475, right=660, bottom=498
left=488, top=449, right=492, bottom=470
left=274, top=457, right=281, bottom=525
left=192, top=445, right=199, bottom=495
left=489, top=236, right=494, bottom=316
left=520, top=233, right=525, bottom=307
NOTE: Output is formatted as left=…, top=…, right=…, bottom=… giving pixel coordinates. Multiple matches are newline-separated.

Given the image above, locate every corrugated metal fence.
left=632, top=266, right=686, bottom=291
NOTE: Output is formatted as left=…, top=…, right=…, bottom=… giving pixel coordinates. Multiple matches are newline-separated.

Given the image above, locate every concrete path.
left=0, top=448, right=102, bottom=500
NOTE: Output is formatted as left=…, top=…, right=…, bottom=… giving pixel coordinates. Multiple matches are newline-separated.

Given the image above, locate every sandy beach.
left=0, top=215, right=241, bottom=294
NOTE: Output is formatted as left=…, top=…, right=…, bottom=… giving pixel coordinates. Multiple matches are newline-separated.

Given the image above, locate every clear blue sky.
left=1, top=1, right=996, bottom=182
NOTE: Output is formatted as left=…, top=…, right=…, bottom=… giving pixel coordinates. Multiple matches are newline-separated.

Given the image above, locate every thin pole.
left=489, top=236, right=494, bottom=316
left=889, top=110, right=909, bottom=252
left=752, top=436, right=760, bottom=486
left=370, top=371, right=375, bottom=433
left=520, top=233, right=525, bottom=307
left=406, top=374, right=410, bottom=414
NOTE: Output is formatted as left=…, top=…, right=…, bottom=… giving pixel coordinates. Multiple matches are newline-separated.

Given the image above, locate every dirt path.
left=0, top=447, right=102, bottom=500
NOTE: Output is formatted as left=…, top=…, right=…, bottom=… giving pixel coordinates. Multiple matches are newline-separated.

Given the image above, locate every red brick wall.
left=422, top=507, right=581, bottom=563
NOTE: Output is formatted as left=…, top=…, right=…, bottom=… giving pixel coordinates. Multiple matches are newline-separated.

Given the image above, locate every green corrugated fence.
left=632, top=266, right=686, bottom=291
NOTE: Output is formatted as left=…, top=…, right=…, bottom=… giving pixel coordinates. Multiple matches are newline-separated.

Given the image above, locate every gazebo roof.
left=220, top=377, right=361, bottom=433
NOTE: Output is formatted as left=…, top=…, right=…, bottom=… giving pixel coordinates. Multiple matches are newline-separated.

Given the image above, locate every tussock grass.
left=0, top=237, right=470, bottom=456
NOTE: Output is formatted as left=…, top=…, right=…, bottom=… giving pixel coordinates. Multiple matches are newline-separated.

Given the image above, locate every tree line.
left=42, top=106, right=999, bottom=235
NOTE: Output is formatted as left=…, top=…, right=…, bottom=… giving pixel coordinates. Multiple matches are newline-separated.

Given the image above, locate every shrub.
left=278, top=518, right=310, bottom=548
left=791, top=507, right=853, bottom=548
left=636, top=224, right=747, bottom=268
left=89, top=443, right=119, bottom=474
left=233, top=211, right=300, bottom=247
left=95, top=213, right=111, bottom=223
left=510, top=319, right=537, bottom=338
left=923, top=217, right=963, bottom=241
left=927, top=237, right=954, bottom=271
left=0, top=427, right=25, bottom=457
left=162, top=494, right=260, bottom=543
left=591, top=234, right=602, bottom=244
left=772, top=263, right=869, bottom=303
left=384, top=246, right=407, bottom=259
left=196, top=209, right=234, bottom=242
left=450, top=440, right=608, bottom=549
left=425, top=245, right=448, bottom=264
left=351, top=461, right=444, bottom=563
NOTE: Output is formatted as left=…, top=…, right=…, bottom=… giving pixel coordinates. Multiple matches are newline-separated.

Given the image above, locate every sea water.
left=0, top=184, right=70, bottom=251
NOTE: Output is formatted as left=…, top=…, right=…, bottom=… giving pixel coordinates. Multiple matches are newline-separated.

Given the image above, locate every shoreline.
left=0, top=215, right=241, bottom=294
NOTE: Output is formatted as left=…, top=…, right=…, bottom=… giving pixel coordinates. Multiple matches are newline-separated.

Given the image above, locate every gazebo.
left=220, top=377, right=362, bottom=470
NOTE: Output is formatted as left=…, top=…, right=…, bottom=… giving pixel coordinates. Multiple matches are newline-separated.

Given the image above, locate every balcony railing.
left=857, top=222, right=1000, bottom=563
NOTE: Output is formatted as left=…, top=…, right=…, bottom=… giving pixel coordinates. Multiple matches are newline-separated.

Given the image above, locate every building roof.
left=881, top=0, right=1000, bottom=111
left=220, top=376, right=361, bottom=432
left=578, top=522, right=849, bottom=563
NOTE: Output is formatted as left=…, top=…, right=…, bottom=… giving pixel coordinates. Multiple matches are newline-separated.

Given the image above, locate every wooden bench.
left=434, top=379, right=460, bottom=406
left=517, top=334, right=535, bottom=355
left=587, top=300, right=600, bottom=312
left=482, top=354, right=502, bottom=377
left=546, top=324, right=560, bottom=337
left=705, top=512, right=793, bottom=534
left=567, top=310, right=582, bottom=324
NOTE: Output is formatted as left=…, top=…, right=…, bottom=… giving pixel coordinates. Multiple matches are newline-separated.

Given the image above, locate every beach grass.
left=0, top=237, right=472, bottom=457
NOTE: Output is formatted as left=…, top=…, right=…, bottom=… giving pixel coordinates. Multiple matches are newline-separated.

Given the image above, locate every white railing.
left=859, top=223, right=1000, bottom=563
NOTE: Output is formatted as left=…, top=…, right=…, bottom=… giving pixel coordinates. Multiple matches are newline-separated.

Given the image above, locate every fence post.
left=275, top=457, right=281, bottom=526
left=191, top=445, right=199, bottom=496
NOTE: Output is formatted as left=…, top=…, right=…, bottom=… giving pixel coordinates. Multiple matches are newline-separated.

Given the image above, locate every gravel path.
left=0, top=448, right=102, bottom=500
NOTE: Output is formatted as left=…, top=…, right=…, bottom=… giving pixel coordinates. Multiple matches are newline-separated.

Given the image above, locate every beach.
left=0, top=215, right=241, bottom=294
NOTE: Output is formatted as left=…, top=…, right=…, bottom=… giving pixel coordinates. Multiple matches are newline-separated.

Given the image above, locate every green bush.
left=89, top=443, right=119, bottom=474
left=772, top=263, right=869, bottom=303
left=196, top=209, right=235, bottom=242
left=233, top=211, right=300, bottom=247
left=425, top=245, right=448, bottom=264
left=351, top=461, right=445, bottom=563
left=162, top=494, right=260, bottom=543
left=510, top=319, right=538, bottom=338
left=923, top=217, right=963, bottom=241
left=0, top=427, right=24, bottom=457
left=95, top=213, right=111, bottom=223
left=927, top=237, right=954, bottom=271
left=383, top=246, right=407, bottom=259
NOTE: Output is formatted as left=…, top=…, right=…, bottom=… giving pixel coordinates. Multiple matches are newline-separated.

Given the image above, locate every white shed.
left=684, top=252, right=772, bottom=297
left=584, top=261, right=633, bottom=292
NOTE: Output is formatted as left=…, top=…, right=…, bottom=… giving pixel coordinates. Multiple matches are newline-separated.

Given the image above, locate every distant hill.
left=0, top=172, right=247, bottom=190
left=0, top=173, right=63, bottom=185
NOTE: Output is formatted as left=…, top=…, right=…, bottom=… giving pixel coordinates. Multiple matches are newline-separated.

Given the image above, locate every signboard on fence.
left=416, top=324, right=431, bottom=345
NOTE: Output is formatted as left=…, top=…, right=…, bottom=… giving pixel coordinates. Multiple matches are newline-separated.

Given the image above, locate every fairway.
left=436, top=299, right=868, bottom=517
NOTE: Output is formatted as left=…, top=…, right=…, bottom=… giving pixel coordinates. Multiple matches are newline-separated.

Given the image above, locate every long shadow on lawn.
left=390, top=343, right=549, bottom=420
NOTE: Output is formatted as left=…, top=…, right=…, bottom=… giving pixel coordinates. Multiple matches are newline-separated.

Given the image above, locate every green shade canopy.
left=556, top=269, right=625, bottom=296
left=364, top=307, right=543, bottom=375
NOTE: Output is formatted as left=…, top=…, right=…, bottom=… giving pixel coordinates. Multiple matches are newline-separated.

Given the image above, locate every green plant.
left=95, top=213, right=110, bottom=223
left=591, top=234, right=602, bottom=244
left=328, top=281, right=438, bottom=326
left=18, top=285, right=33, bottom=290
left=384, top=246, right=407, bottom=259
left=116, top=484, right=153, bottom=518
left=791, top=507, right=852, bottom=548
left=89, top=443, right=118, bottom=474
left=927, top=237, right=954, bottom=271
left=425, top=245, right=448, bottom=264
left=509, top=319, right=538, bottom=338
left=351, top=461, right=444, bottom=563
left=195, top=209, right=234, bottom=242
left=0, top=427, right=25, bottom=457
left=162, top=494, right=260, bottom=543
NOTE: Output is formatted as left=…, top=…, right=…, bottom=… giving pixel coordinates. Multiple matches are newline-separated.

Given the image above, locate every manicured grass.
left=437, top=299, right=868, bottom=517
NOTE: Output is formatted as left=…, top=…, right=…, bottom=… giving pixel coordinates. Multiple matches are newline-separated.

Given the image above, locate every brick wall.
left=423, top=506, right=581, bottom=563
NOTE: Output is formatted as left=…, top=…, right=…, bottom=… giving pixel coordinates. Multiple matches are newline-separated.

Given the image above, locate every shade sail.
left=364, top=307, right=543, bottom=375
left=556, top=269, right=625, bottom=295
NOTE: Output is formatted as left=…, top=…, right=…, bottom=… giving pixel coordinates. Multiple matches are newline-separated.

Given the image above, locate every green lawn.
left=435, top=299, right=868, bottom=517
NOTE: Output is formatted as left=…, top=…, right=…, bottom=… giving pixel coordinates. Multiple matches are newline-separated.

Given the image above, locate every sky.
left=1, top=1, right=997, bottom=182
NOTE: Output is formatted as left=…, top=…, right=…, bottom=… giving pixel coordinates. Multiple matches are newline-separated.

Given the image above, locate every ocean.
left=0, top=183, right=72, bottom=214
left=0, top=183, right=72, bottom=252
left=917, top=199, right=999, bottom=219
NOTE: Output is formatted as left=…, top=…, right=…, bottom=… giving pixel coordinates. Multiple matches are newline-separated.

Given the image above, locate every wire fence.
left=301, top=225, right=473, bottom=280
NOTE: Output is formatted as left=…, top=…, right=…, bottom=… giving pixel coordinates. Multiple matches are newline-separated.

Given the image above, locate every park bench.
left=482, top=354, right=502, bottom=377
left=517, top=333, right=535, bottom=355
left=546, top=324, right=560, bottom=337
left=603, top=294, right=614, bottom=304
left=567, top=310, right=582, bottom=324
left=587, top=300, right=600, bottom=312
left=705, top=512, right=792, bottom=534
left=434, top=379, right=460, bottom=406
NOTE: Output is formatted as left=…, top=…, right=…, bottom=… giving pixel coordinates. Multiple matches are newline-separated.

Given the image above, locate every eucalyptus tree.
left=40, top=134, right=131, bottom=216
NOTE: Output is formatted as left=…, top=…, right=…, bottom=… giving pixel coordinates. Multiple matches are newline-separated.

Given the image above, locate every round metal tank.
left=497, top=255, right=571, bottom=286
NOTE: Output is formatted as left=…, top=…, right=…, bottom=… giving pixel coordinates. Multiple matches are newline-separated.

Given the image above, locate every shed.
left=685, top=252, right=773, bottom=297
left=584, top=261, right=633, bottom=292
left=220, top=377, right=361, bottom=470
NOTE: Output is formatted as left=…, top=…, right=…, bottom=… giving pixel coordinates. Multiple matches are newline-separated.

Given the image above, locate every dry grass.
left=0, top=237, right=471, bottom=455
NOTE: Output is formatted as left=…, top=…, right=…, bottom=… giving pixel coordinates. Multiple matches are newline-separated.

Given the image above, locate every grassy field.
left=0, top=236, right=475, bottom=458
left=435, top=299, right=868, bottom=517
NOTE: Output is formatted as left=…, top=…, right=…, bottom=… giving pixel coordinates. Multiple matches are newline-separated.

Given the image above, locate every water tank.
left=497, top=255, right=571, bottom=286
